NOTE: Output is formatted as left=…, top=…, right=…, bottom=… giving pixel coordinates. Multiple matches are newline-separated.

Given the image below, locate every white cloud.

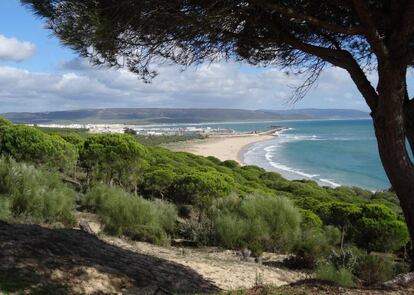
left=0, top=35, right=36, bottom=62
left=0, top=60, right=370, bottom=113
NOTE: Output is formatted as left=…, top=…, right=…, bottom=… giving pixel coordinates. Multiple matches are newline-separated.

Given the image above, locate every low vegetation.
left=0, top=117, right=411, bottom=288
left=0, top=157, right=76, bottom=226
left=83, top=185, right=176, bottom=244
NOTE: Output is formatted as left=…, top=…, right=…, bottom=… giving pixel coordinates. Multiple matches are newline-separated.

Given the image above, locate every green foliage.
left=177, top=217, right=214, bottom=245
left=142, top=169, right=177, bottom=199
left=222, top=160, right=239, bottom=169
left=0, top=158, right=76, bottom=225
left=83, top=185, right=177, bottom=245
left=213, top=194, right=302, bottom=254
left=315, top=202, right=408, bottom=252
left=135, top=134, right=204, bottom=145
left=0, top=125, right=77, bottom=172
left=0, top=117, right=12, bottom=126
left=327, top=248, right=359, bottom=271
left=0, top=124, right=409, bottom=258
left=0, top=197, right=11, bottom=220
left=214, top=213, right=250, bottom=249
left=299, top=209, right=323, bottom=229
left=353, top=204, right=409, bottom=252
left=79, top=134, right=147, bottom=188
left=316, top=263, right=355, bottom=288
left=59, top=133, right=85, bottom=146
left=177, top=204, right=193, bottom=218
left=316, top=202, right=361, bottom=228
left=354, top=253, right=395, bottom=285
left=293, top=226, right=341, bottom=268
left=172, top=171, right=234, bottom=208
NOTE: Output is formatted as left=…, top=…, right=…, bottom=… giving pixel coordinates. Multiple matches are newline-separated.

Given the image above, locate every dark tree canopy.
left=22, top=1, right=411, bottom=94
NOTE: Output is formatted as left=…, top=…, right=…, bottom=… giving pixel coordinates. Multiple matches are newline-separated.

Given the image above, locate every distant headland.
left=1, top=108, right=369, bottom=125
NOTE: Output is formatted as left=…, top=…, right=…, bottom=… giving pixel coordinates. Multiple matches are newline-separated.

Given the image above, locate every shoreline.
left=163, top=132, right=344, bottom=188
left=163, top=133, right=274, bottom=164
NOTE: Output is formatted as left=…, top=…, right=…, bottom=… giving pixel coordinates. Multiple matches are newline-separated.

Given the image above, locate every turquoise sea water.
left=240, top=119, right=390, bottom=190
left=149, top=119, right=391, bottom=190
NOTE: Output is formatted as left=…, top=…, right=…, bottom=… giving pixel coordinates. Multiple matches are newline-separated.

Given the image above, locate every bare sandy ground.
left=76, top=213, right=307, bottom=290
left=103, top=236, right=307, bottom=290
left=164, top=134, right=274, bottom=164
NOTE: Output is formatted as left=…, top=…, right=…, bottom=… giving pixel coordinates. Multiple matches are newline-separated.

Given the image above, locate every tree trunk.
left=404, top=98, right=414, bottom=154
left=340, top=226, right=345, bottom=250
left=373, top=64, right=414, bottom=264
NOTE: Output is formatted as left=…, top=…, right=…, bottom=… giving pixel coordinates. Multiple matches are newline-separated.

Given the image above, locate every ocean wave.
left=266, top=159, right=320, bottom=179
left=319, top=178, right=341, bottom=187
left=258, top=141, right=341, bottom=187
left=279, top=134, right=321, bottom=141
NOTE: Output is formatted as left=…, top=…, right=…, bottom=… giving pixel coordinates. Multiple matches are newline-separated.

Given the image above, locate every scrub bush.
left=316, top=263, right=355, bottom=287
left=0, top=157, right=76, bottom=225
left=213, top=194, right=302, bottom=254
left=83, top=184, right=177, bottom=245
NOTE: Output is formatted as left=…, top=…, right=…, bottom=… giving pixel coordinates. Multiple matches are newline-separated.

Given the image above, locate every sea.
left=153, top=119, right=391, bottom=191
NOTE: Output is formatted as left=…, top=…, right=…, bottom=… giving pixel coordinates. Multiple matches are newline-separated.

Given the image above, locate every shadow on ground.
left=0, top=221, right=219, bottom=294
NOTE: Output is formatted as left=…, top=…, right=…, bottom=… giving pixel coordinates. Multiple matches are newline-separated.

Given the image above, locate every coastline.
left=163, top=131, right=344, bottom=188
left=163, top=133, right=274, bottom=164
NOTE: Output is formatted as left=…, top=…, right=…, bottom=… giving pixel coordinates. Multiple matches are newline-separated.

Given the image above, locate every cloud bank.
left=0, top=35, right=36, bottom=62
left=0, top=58, right=368, bottom=113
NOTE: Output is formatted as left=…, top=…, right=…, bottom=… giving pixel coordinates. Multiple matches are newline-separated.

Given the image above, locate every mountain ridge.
left=1, top=108, right=370, bottom=124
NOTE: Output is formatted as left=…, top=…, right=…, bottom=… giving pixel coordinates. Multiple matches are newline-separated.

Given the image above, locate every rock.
left=383, top=272, right=414, bottom=287
left=241, top=248, right=251, bottom=261
left=79, top=220, right=95, bottom=235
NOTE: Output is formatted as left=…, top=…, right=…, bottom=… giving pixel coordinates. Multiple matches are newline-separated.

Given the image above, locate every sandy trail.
left=103, top=235, right=307, bottom=290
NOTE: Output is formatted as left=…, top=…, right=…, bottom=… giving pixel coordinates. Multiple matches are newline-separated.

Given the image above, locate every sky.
left=0, top=0, right=374, bottom=113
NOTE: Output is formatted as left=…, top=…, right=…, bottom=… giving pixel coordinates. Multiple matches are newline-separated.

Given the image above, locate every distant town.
left=28, top=123, right=238, bottom=136
left=27, top=123, right=289, bottom=137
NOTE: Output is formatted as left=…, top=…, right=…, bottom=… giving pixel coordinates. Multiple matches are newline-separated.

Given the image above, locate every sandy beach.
left=164, top=133, right=274, bottom=164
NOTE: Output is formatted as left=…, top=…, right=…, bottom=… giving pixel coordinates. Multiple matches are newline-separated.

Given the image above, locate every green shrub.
left=215, top=214, right=250, bottom=249
left=316, top=263, right=355, bottom=288
left=0, top=158, right=76, bottom=226
left=172, top=171, right=234, bottom=208
left=0, top=117, right=12, bottom=126
left=0, top=197, right=11, bottom=221
left=222, top=160, right=239, bottom=169
left=293, top=226, right=340, bottom=268
left=299, top=209, right=323, bottom=229
left=213, top=194, right=302, bottom=253
left=354, top=253, right=395, bottom=285
left=142, top=169, right=176, bottom=199
left=176, top=216, right=214, bottom=245
left=80, top=134, right=148, bottom=189
left=327, top=248, right=359, bottom=271
left=0, top=125, right=77, bottom=172
left=177, top=204, right=193, bottom=218
left=83, top=185, right=177, bottom=245
left=354, top=204, right=409, bottom=252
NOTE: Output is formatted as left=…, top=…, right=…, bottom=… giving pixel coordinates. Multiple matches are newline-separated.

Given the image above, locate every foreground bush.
left=354, top=253, right=395, bottom=285
left=293, top=226, right=341, bottom=268
left=0, top=157, right=76, bottom=226
left=316, top=263, right=355, bottom=288
left=83, top=185, right=177, bottom=245
left=212, top=194, right=302, bottom=255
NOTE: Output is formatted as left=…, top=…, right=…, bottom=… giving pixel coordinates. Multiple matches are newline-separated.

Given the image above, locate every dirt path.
left=103, top=236, right=307, bottom=290
left=0, top=221, right=219, bottom=295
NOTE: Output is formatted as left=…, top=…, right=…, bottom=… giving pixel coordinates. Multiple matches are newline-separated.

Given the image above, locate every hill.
left=1, top=108, right=369, bottom=124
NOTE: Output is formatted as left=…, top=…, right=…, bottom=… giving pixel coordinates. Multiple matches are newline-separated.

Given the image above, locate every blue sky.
left=0, top=0, right=372, bottom=113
